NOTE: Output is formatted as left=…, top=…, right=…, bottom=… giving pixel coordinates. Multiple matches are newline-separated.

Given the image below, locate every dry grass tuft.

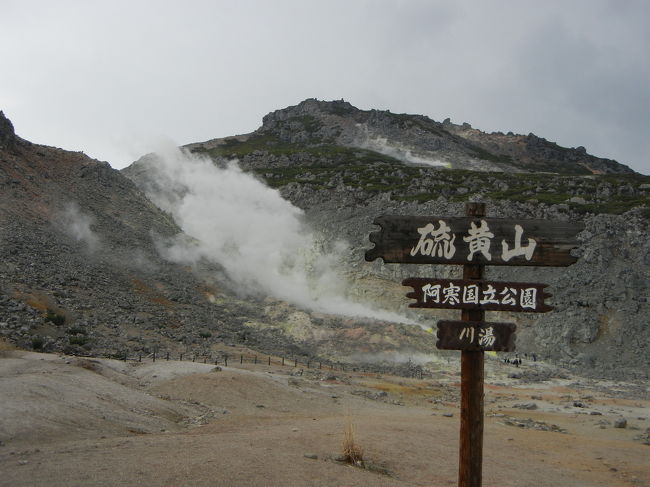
left=341, top=418, right=364, bottom=466
left=0, top=338, right=17, bottom=357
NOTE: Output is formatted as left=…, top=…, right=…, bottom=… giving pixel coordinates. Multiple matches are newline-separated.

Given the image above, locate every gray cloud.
left=0, top=0, right=648, bottom=173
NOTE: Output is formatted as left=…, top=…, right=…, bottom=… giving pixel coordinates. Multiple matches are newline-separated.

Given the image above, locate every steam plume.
left=139, top=144, right=413, bottom=324
left=58, top=202, right=100, bottom=250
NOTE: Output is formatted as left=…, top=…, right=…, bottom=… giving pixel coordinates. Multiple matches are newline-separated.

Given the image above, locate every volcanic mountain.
left=1, top=100, right=649, bottom=379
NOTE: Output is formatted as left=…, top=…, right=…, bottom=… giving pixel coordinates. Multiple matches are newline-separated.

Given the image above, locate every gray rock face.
left=0, top=111, right=16, bottom=150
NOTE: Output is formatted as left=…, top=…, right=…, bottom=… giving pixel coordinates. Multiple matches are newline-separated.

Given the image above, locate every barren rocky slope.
left=0, top=110, right=433, bottom=365
left=1, top=99, right=649, bottom=380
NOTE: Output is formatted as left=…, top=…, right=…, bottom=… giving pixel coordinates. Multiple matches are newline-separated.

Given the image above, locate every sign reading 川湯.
left=365, top=216, right=584, bottom=266
left=436, top=320, right=516, bottom=352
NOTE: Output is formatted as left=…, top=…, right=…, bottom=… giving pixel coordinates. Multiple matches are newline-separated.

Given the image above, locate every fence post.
left=319, top=362, right=322, bottom=369
left=180, top=353, right=183, bottom=361
left=166, top=352, right=170, bottom=361
left=307, top=360, right=310, bottom=369
left=268, top=356, right=271, bottom=366
left=224, top=354, right=228, bottom=367
left=153, top=350, right=156, bottom=363
left=240, top=354, right=243, bottom=364
left=254, top=355, right=257, bottom=364
left=123, top=350, right=127, bottom=362
left=282, top=357, right=285, bottom=366
left=294, top=359, right=297, bottom=367
left=192, top=355, right=195, bottom=362
left=138, top=353, right=141, bottom=362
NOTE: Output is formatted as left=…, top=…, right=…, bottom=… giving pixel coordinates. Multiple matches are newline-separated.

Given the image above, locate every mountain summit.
left=186, top=98, right=634, bottom=175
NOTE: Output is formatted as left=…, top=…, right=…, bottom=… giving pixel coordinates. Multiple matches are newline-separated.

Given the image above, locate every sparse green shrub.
left=199, top=331, right=212, bottom=339
left=69, top=336, right=87, bottom=346
left=66, top=327, right=87, bottom=335
left=31, top=337, right=44, bottom=350
left=45, top=309, right=66, bottom=326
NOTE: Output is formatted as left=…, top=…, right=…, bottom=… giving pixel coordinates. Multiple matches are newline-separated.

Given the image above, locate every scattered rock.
left=614, top=418, right=628, bottom=429
left=303, top=453, right=318, bottom=460
left=514, top=402, right=538, bottom=410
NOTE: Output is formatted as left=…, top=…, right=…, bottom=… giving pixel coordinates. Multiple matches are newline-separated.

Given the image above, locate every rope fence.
left=101, top=349, right=427, bottom=379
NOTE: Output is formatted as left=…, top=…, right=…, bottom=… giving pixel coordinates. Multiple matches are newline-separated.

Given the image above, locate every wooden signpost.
left=365, top=203, right=583, bottom=487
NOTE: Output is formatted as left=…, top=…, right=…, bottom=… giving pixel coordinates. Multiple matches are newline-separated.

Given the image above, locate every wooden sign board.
left=366, top=215, right=584, bottom=266
left=402, top=278, right=553, bottom=312
left=437, top=321, right=516, bottom=352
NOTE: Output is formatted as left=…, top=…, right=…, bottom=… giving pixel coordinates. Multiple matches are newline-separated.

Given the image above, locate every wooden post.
left=254, top=355, right=257, bottom=364
left=240, top=354, right=243, bottom=364
left=153, top=350, right=156, bottom=363
left=224, top=355, right=228, bottom=367
left=282, top=357, right=285, bottom=366
left=459, top=202, right=485, bottom=487
left=294, top=358, right=297, bottom=367
left=166, top=352, right=169, bottom=361
left=180, top=353, right=183, bottom=361
left=268, top=356, right=271, bottom=366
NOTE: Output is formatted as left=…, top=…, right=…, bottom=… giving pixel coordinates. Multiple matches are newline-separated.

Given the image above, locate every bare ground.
left=0, top=350, right=648, bottom=487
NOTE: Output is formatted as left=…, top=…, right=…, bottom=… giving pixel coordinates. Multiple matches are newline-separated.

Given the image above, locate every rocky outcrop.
left=0, top=111, right=16, bottom=150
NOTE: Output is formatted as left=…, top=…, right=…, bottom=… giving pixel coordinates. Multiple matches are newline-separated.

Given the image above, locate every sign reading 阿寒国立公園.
left=365, top=216, right=584, bottom=267
left=402, top=278, right=553, bottom=312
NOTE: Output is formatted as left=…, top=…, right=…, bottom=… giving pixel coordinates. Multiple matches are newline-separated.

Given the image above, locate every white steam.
left=141, top=144, right=413, bottom=324
left=355, top=125, right=447, bottom=167
left=58, top=202, right=100, bottom=250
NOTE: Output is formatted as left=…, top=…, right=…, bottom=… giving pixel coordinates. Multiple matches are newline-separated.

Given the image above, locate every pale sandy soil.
left=0, top=350, right=648, bottom=487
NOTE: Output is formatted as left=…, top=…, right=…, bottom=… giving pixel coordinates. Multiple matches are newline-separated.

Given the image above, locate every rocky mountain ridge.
left=187, top=98, right=634, bottom=175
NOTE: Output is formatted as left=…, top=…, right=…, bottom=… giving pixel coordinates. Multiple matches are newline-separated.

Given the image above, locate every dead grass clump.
left=75, top=358, right=102, bottom=373
left=0, top=338, right=17, bottom=357
left=340, top=418, right=364, bottom=466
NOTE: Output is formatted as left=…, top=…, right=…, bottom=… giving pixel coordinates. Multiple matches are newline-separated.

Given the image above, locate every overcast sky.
left=1, top=0, right=648, bottom=173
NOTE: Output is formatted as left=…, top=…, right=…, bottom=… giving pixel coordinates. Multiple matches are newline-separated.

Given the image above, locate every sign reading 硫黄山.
left=436, top=321, right=516, bottom=352
left=365, top=216, right=584, bottom=266
left=402, top=278, right=553, bottom=312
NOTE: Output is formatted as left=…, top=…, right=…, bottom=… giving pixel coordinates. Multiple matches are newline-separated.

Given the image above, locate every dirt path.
left=0, top=351, right=648, bottom=486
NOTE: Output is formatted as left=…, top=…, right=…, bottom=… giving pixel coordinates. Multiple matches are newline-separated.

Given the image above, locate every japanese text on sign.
left=436, top=321, right=517, bottom=352
left=423, top=282, right=537, bottom=310
left=402, top=278, right=553, bottom=313
left=411, top=220, right=536, bottom=262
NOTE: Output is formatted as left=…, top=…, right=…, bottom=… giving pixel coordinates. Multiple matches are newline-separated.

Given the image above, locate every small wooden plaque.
left=436, top=321, right=516, bottom=352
